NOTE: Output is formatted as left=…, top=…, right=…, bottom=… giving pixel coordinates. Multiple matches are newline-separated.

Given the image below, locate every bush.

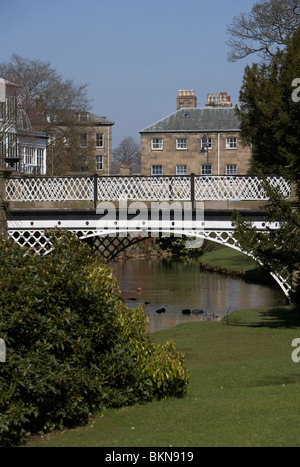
left=0, top=231, right=188, bottom=446
left=114, top=304, right=189, bottom=400
left=157, top=234, right=203, bottom=257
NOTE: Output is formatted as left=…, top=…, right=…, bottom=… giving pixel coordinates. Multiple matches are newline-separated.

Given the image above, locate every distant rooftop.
left=140, top=107, right=240, bottom=133
left=86, top=112, right=115, bottom=126
left=55, top=110, right=115, bottom=126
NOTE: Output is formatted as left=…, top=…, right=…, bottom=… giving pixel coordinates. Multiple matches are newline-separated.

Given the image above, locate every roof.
left=0, top=77, right=21, bottom=88
left=139, top=107, right=241, bottom=133
left=88, top=112, right=115, bottom=126
left=46, top=110, right=114, bottom=126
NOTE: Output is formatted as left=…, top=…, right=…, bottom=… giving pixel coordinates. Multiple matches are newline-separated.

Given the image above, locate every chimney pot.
left=177, top=89, right=197, bottom=110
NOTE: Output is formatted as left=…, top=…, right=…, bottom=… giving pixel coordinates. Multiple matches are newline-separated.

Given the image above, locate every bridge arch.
left=7, top=220, right=292, bottom=300
left=76, top=228, right=291, bottom=300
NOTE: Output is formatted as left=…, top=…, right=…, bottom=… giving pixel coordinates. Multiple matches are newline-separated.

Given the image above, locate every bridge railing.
left=5, top=174, right=291, bottom=204
left=194, top=175, right=291, bottom=201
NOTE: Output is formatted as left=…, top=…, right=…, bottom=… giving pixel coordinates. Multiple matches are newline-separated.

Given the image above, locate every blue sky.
left=1, top=0, right=255, bottom=149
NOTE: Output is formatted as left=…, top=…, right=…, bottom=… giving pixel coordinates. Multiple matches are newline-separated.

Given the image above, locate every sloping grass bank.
left=199, top=247, right=271, bottom=283
left=28, top=305, right=300, bottom=447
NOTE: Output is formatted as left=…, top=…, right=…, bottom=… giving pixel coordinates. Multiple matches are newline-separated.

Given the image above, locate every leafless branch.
left=226, top=0, right=300, bottom=62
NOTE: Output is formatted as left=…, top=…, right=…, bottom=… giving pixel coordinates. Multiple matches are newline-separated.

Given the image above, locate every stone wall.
left=141, top=131, right=252, bottom=176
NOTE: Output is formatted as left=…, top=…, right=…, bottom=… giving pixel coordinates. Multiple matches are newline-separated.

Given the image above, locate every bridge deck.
left=7, top=207, right=276, bottom=232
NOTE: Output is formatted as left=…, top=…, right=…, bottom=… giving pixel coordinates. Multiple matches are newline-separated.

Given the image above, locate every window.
left=36, top=149, right=45, bottom=172
left=0, top=102, right=5, bottom=119
left=96, top=133, right=104, bottom=148
left=1, top=133, right=17, bottom=158
left=151, top=165, right=163, bottom=175
left=77, top=113, right=88, bottom=123
left=23, top=147, right=35, bottom=167
left=176, top=138, right=187, bottom=149
left=201, top=164, right=212, bottom=175
left=96, top=155, right=103, bottom=170
left=80, top=133, right=88, bottom=148
left=22, top=147, right=46, bottom=174
left=226, top=137, right=237, bottom=149
left=152, top=138, right=163, bottom=150
left=226, top=164, right=237, bottom=175
left=176, top=165, right=187, bottom=175
left=201, top=137, right=212, bottom=150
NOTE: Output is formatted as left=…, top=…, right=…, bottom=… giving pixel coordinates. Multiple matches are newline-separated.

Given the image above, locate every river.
left=110, top=257, right=286, bottom=333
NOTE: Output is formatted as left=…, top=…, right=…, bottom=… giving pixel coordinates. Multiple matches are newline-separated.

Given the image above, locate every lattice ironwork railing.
left=5, top=174, right=291, bottom=203
left=96, top=176, right=191, bottom=201
left=6, top=176, right=94, bottom=202
left=194, top=176, right=291, bottom=200
left=6, top=228, right=242, bottom=257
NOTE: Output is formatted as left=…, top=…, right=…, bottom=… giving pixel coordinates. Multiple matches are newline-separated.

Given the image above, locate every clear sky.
left=1, top=0, right=255, bottom=149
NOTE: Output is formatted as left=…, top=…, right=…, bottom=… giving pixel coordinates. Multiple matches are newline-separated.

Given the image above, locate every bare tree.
left=112, top=136, right=141, bottom=165
left=46, top=117, right=98, bottom=176
left=226, top=0, right=300, bottom=62
left=0, top=54, right=93, bottom=175
left=0, top=54, right=91, bottom=127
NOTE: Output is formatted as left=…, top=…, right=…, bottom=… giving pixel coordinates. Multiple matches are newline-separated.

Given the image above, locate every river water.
left=110, top=257, right=286, bottom=333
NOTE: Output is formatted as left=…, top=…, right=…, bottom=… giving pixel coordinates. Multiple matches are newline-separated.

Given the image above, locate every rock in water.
left=192, top=309, right=205, bottom=315
left=182, top=309, right=191, bottom=315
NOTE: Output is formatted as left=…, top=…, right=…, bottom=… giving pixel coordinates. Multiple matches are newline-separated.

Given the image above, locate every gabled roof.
left=140, top=107, right=241, bottom=133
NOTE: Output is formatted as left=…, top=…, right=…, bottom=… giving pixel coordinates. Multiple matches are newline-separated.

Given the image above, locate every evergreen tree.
left=237, top=58, right=288, bottom=175
left=234, top=26, right=300, bottom=304
left=278, top=25, right=300, bottom=193
left=232, top=186, right=300, bottom=304
left=238, top=25, right=300, bottom=187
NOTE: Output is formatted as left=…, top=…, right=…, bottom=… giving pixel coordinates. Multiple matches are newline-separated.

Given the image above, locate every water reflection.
left=111, top=257, right=285, bottom=333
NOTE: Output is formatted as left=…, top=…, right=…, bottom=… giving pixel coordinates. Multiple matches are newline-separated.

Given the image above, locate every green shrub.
left=0, top=231, right=188, bottom=446
left=157, top=234, right=203, bottom=257
left=114, top=302, right=189, bottom=400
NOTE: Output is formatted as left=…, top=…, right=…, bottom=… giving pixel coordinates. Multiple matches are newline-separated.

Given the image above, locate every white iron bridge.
left=5, top=174, right=293, bottom=298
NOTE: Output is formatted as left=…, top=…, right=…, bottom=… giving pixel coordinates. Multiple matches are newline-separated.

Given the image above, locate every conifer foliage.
left=233, top=21, right=300, bottom=303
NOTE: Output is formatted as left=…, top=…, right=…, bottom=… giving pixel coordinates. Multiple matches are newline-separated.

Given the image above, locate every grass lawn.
left=27, top=305, right=300, bottom=447
left=200, top=247, right=258, bottom=271
left=199, top=246, right=275, bottom=283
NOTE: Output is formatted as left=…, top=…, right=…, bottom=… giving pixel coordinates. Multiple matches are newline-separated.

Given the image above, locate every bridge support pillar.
left=0, top=167, right=13, bottom=239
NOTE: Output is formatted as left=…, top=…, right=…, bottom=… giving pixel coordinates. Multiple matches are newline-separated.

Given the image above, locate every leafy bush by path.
left=0, top=231, right=188, bottom=446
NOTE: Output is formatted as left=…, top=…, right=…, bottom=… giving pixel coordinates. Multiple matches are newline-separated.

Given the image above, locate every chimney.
left=119, top=161, right=131, bottom=176
left=177, top=90, right=197, bottom=110
left=206, top=92, right=232, bottom=108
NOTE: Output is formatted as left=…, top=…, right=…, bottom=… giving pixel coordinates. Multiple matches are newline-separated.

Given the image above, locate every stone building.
left=46, top=110, right=115, bottom=176
left=0, top=77, right=115, bottom=176
left=70, top=111, right=114, bottom=175
left=140, top=90, right=251, bottom=176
